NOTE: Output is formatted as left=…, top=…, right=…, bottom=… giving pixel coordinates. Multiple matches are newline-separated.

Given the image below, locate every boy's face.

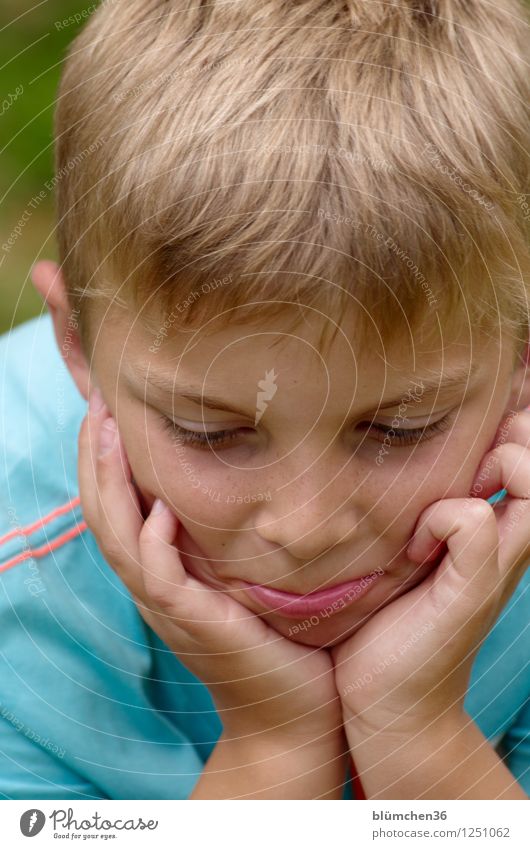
left=87, top=301, right=521, bottom=647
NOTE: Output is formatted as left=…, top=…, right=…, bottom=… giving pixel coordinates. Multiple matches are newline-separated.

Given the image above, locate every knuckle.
left=98, top=533, right=127, bottom=566
left=78, top=487, right=94, bottom=521
left=495, top=442, right=516, bottom=459
left=462, top=498, right=494, bottom=523
left=95, top=450, right=116, bottom=481
left=140, top=571, right=174, bottom=610
left=81, top=505, right=98, bottom=534
left=487, top=444, right=504, bottom=462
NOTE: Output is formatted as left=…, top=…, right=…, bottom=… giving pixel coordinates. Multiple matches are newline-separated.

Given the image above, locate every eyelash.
left=160, top=412, right=453, bottom=451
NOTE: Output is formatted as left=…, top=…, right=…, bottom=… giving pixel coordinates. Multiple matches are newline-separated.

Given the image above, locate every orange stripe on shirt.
left=0, top=520, right=88, bottom=573
left=0, top=497, right=82, bottom=548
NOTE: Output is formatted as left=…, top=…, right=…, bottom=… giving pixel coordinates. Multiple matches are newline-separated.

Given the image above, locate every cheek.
left=372, top=426, right=499, bottom=544
left=425, top=417, right=502, bottom=500
left=131, top=430, right=257, bottom=526
left=367, top=446, right=472, bottom=544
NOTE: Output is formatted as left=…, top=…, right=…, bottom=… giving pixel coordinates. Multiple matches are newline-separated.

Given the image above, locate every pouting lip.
left=237, top=573, right=384, bottom=619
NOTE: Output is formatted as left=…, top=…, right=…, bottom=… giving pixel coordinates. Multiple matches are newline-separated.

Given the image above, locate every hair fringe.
left=54, top=0, right=530, bottom=353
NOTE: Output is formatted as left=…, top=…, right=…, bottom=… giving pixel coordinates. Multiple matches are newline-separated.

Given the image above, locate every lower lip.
left=240, top=572, right=384, bottom=619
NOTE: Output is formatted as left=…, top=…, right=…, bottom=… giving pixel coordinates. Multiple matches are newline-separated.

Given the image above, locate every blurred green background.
left=0, top=0, right=100, bottom=334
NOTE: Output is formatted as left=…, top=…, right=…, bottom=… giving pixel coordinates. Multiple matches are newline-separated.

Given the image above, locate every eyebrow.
left=129, top=361, right=480, bottom=419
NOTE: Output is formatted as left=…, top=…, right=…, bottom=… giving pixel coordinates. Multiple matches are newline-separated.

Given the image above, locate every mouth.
left=238, top=572, right=385, bottom=619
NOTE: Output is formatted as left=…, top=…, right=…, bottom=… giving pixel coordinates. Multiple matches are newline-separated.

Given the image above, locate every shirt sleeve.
left=0, top=316, right=216, bottom=800
left=0, top=710, right=107, bottom=800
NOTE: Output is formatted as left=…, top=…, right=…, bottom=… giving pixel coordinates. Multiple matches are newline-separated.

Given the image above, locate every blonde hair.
left=54, top=0, right=530, bottom=356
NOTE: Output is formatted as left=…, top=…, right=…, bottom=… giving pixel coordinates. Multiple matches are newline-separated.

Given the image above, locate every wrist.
left=221, top=717, right=345, bottom=754
left=343, top=703, right=467, bottom=746
left=191, top=727, right=349, bottom=799
left=344, top=708, right=471, bottom=800
left=216, top=696, right=344, bottom=747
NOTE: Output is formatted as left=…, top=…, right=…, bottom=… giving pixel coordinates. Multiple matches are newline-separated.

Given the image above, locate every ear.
left=30, top=260, right=92, bottom=401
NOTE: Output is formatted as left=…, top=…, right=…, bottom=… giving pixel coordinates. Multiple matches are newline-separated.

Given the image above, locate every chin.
left=263, top=610, right=377, bottom=648
left=282, top=629, right=352, bottom=648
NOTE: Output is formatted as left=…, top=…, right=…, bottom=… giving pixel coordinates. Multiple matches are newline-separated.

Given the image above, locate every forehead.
left=108, top=303, right=513, bottom=412
left=130, top=300, right=457, bottom=360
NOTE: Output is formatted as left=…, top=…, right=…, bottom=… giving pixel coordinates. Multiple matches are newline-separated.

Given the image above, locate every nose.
left=254, top=456, right=362, bottom=561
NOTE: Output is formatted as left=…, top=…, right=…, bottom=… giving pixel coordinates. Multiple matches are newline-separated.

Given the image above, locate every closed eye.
left=159, top=412, right=453, bottom=451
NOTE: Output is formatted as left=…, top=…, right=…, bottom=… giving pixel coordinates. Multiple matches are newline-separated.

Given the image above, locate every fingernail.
left=98, top=417, right=117, bottom=456
left=89, top=386, right=106, bottom=414
left=151, top=498, right=167, bottom=516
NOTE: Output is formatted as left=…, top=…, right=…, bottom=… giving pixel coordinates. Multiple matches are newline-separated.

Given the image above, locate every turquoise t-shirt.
left=0, top=314, right=528, bottom=799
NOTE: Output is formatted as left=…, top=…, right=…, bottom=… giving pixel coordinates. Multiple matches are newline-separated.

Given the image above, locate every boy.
left=1, top=0, right=530, bottom=799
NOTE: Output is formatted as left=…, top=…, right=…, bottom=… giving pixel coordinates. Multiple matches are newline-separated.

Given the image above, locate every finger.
left=471, top=440, right=530, bottom=504
left=473, top=443, right=530, bottom=502
left=139, top=500, right=254, bottom=646
left=77, top=388, right=110, bottom=528
left=490, top=409, right=530, bottom=451
left=470, top=411, right=530, bottom=506
left=407, top=498, right=500, bottom=606
left=85, top=388, right=146, bottom=599
left=467, top=442, right=530, bottom=565
left=95, top=417, right=144, bottom=539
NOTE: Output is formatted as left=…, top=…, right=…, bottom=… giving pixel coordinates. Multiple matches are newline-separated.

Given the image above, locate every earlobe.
left=30, top=260, right=91, bottom=401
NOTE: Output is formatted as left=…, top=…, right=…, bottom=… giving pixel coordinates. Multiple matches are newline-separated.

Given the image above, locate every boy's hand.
left=333, top=409, right=530, bottom=740
left=78, top=388, right=344, bottom=749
